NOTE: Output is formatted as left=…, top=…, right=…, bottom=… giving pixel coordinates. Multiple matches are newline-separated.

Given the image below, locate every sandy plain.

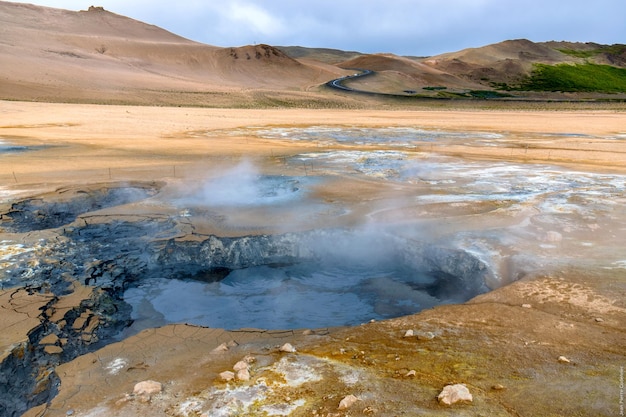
left=1, top=100, right=626, bottom=416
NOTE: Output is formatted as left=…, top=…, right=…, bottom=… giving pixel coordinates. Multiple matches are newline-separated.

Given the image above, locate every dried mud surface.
left=1, top=101, right=625, bottom=417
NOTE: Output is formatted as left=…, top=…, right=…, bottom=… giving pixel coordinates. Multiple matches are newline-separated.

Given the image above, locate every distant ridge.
left=0, top=1, right=347, bottom=106
left=1, top=1, right=624, bottom=106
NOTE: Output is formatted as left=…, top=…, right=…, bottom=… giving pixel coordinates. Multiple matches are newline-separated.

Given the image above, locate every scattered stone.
left=233, top=361, right=249, bottom=372
left=236, top=368, right=251, bottom=381
left=405, top=370, right=416, bottom=377
left=416, top=331, right=435, bottom=340
left=437, top=384, right=473, bottom=405
left=66, top=410, right=74, bottom=416
left=521, top=303, right=532, bottom=309
left=211, top=342, right=230, bottom=353
left=279, top=343, right=296, bottom=353
left=491, top=384, right=506, bottom=391
left=133, top=380, right=162, bottom=402
left=219, top=371, right=235, bottom=381
left=558, top=355, right=571, bottom=363
left=595, top=317, right=604, bottom=322
left=403, top=329, right=414, bottom=338
left=243, top=354, right=256, bottom=364
left=115, top=394, right=132, bottom=406
left=338, top=394, right=359, bottom=410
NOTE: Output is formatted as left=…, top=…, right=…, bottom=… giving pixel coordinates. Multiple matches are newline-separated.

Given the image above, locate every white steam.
left=178, top=160, right=302, bottom=208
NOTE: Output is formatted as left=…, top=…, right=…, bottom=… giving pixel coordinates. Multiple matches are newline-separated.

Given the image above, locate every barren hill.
left=0, top=1, right=347, bottom=106
left=337, top=53, right=486, bottom=93
left=421, top=39, right=578, bottom=86
left=1, top=1, right=624, bottom=105
left=333, top=38, right=626, bottom=99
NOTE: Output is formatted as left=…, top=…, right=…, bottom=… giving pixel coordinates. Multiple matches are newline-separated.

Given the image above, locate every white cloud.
left=227, top=1, right=286, bottom=37
left=17, top=0, right=626, bottom=55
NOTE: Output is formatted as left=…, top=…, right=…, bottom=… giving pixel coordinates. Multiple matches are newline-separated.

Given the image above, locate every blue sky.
left=22, top=0, right=626, bottom=56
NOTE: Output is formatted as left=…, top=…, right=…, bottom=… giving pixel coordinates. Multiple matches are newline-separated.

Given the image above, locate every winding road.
left=325, top=69, right=374, bottom=92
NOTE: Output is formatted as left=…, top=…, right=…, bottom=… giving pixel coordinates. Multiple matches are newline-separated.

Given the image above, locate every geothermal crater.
left=0, top=180, right=493, bottom=416
left=2, top=125, right=625, bottom=417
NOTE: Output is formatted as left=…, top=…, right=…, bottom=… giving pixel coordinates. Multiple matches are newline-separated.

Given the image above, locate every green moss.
left=517, top=63, right=626, bottom=93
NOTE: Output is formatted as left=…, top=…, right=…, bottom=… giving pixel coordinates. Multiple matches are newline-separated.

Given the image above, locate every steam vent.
left=1, top=107, right=625, bottom=415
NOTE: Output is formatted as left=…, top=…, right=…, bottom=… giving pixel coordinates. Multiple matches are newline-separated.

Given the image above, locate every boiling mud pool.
left=123, top=261, right=448, bottom=332
left=125, top=127, right=626, bottom=333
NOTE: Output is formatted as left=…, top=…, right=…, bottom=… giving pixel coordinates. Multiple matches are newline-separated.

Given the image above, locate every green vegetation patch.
left=467, top=90, right=513, bottom=99
left=558, top=44, right=626, bottom=59
left=518, top=63, right=626, bottom=93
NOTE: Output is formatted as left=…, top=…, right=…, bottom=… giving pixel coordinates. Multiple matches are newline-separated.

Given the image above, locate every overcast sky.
left=23, top=0, right=626, bottom=56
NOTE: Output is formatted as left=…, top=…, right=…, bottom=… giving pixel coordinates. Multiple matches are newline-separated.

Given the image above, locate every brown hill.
left=337, top=53, right=486, bottom=93
left=421, top=39, right=574, bottom=86
left=421, top=39, right=626, bottom=90
left=1, top=1, right=624, bottom=105
left=0, top=1, right=346, bottom=106
left=331, top=39, right=626, bottom=98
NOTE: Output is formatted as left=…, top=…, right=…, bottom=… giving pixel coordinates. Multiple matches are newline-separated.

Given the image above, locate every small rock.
left=211, top=343, right=230, bottom=353
left=243, top=355, right=256, bottom=364
left=302, top=329, right=313, bottom=335
left=416, top=331, right=435, bottom=340
left=115, top=395, right=132, bottom=406
left=437, top=383, right=473, bottom=405
left=558, top=355, right=571, bottom=363
left=219, top=371, right=235, bottom=381
left=133, top=380, right=162, bottom=402
left=405, top=370, right=416, bottom=377
left=233, top=361, right=249, bottom=371
left=338, top=394, right=359, bottom=410
left=403, top=329, right=414, bottom=338
left=595, top=317, right=604, bottom=322
left=236, top=368, right=250, bottom=381
left=491, top=384, right=506, bottom=391
left=279, top=343, right=296, bottom=353
left=521, top=303, right=532, bottom=309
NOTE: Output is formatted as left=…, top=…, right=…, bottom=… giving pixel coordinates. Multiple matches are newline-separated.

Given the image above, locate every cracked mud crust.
left=2, top=102, right=626, bottom=416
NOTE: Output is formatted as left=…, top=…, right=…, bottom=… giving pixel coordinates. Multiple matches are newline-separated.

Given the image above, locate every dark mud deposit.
left=0, top=182, right=494, bottom=416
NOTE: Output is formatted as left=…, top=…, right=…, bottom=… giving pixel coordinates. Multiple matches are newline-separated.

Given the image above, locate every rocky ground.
left=1, top=101, right=625, bottom=416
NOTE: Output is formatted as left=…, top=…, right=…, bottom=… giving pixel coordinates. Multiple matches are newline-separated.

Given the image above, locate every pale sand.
left=2, top=101, right=625, bottom=187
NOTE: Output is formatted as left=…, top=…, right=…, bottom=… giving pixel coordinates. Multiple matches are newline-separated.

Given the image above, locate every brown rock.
left=338, top=394, right=358, bottom=410
left=279, top=343, right=296, bottom=353
left=437, top=384, right=473, bottom=405
left=133, top=380, right=162, bottom=402
left=219, top=371, right=235, bottom=381
left=236, top=368, right=250, bottom=381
